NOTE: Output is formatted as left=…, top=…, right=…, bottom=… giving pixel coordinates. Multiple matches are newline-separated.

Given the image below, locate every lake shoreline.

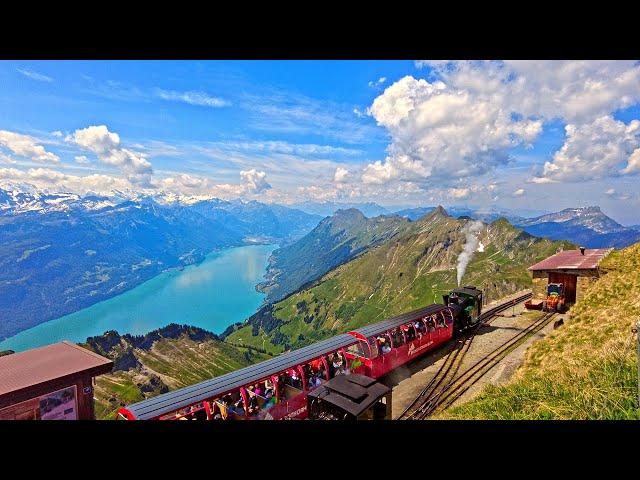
left=0, top=244, right=278, bottom=353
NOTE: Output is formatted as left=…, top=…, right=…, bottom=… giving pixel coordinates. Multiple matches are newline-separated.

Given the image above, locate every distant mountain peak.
left=333, top=208, right=366, bottom=220
left=423, top=205, right=448, bottom=220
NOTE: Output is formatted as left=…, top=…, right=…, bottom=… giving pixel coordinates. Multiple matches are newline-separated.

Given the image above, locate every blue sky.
left=1, top=60, right=640, bottom=224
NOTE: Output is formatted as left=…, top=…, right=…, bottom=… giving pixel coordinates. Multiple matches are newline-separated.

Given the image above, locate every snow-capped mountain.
left=0, top=186, right=322, bottom=341
left=515, top=206, right=640, bottom=248
left=517, top=206, right=626, bottom=234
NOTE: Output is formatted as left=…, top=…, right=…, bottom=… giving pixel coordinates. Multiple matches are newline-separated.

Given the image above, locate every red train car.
left=117, top=304, right=455, bottom=420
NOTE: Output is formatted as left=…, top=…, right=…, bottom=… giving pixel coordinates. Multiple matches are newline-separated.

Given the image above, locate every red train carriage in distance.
left=117, top=290, right=482, bottom=420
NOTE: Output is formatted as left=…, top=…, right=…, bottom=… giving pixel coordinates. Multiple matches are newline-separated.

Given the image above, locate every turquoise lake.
left=0, top=244, right=276, bottom=352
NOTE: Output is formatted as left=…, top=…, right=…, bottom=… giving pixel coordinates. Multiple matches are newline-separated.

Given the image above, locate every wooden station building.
left=0, top=341, right=113, bottom=420
left=528, top=247, right=612, bottom=305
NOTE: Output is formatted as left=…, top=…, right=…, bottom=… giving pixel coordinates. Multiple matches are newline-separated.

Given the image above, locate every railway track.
left=398, top=291, right=533, bottom=420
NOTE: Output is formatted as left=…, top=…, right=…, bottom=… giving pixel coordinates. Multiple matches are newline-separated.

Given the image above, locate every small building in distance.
left=0, top=341, right=113, bottom=420
left=528, top=247, right=612, bottom=305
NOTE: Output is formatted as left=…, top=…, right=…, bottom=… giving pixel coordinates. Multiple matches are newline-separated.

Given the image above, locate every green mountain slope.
left=225, top=208, right=572, bottom=352
left=83, top=324, right=271, bottom=419
left=258, top=209, right=410, bottom=303
left=442, top=241, right=640, bottom=420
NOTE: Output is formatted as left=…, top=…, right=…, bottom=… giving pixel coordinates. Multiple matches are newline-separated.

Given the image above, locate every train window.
left=391, top=328, right=404, bottom=347
left=328, top=351, right=348, bottom=377
left=417, top=319, right=427, bottom=335
left=214, top=390, right=246, bottom=418
left=437, top=312, right=447, bottom=328
left=404, top=323, right=416, bottom=342
left=368, top=336, right=379, bottom=358
left=376, top=335, right=392, bottom=355
left=426, top=315, right=437, bottom=332
left=304, top=359, right=326, bottom=390
left=347, top=340, right=371, bottom=359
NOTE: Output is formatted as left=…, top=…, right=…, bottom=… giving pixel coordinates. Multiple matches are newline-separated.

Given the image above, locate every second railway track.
left=398, top=291, right=548, bottom=420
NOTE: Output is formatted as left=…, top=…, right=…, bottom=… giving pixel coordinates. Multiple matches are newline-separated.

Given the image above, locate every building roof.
left=307, top=374, right=390, bottom=417
left=0, top=341, right=113, bottom=398
left=528, top=248, right=612, bottom=271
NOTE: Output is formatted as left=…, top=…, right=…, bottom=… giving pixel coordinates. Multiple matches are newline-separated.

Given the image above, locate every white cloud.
left=365, top=61, right=640, bottom=188
left=156, top=89, right=230, bottom=108
left=75, top=155, right=90, bottom=164
left=0, top=130, right=59, bottom=163
left=353, top=107, right=366, bottom=118
left=240, top=169, right=271, bottom=193
left=448, top=187, right=470, bottom=199
left=538, top=116, right=640, bottom=182
left=365, top=75, right=542, bottom=185
left=513, top=188, right=525, bottom=196
left=368, top=77, right=387, bottom=88
left=0, top=167, right=132, bottom=195
left=67, top=125, right=153, bottom=183
left=17, top=68, right=53, bottom=83
left=51, top=131, right=64, bottom=138
left=605, top=188, right=616, bottom=196
left=334, top=167, right=350, bottom=183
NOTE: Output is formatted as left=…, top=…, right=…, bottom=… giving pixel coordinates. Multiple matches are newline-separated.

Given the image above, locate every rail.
left=398, top=291, right=533, bottom=419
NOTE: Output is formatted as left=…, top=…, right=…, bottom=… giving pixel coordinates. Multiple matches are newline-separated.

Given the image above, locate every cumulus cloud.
left=240, top=169, right=271, bottom=193
left=365, top=75, right=542, bottom=185
left=334, top=167, right=350, bottom=183
left=365, top=61, right=640, bottom=189
left=17, top=68, right=53, bottom=83
left=513, top=188, right=525, bottom=196
left=0, top=130, right=59, bottom=163
left=605, top=188, right=616, bottom=196
left=156, top=89, right=230, bottom=108
left=537, top=116, right=640, bottom=182
left=75, top=155, right=90, bottom=164
left=67, top=125, right=153, bottom=183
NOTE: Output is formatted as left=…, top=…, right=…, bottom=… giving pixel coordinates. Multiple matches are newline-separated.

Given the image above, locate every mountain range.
left=223, top=207, right=573, bottom=353
left=257, top=208, right=410, bottom=303
left=0, top=187, right=320, bottom=341
left=514, top=206, right=640, bottom=248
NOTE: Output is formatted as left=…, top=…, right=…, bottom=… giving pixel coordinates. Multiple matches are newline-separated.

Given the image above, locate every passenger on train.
left=254, top=383, right=263, bottom=397
left=405, top=324, right=416, bottom=342
left=264, top=379, right=275, bottom=398
left=427, top=316, right=436, bottom=331
left=378, top=336, right=392, bottom=354
left=247, top=386, right=259, bottom=415
left=289, top=369, right=301, bottom=389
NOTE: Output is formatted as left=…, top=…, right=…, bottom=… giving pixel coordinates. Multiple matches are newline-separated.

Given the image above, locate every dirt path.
left=381, top=290, right=565, bottom=419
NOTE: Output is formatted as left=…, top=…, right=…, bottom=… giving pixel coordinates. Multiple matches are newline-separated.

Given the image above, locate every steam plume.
left=456, top=220, right=484, bottom=286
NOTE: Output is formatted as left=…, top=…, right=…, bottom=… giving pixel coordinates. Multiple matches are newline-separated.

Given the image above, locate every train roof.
left=450, top=287, right=482, bottom=297
left=124, top=333, right=357, bottom=420
left=352, top=303, right=448, bottom=338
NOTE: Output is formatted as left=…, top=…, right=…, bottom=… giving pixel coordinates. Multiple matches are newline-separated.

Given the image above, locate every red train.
left=117, top=286, right=482, bottom=420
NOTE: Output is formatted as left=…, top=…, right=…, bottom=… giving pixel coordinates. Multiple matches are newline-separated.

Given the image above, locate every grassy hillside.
left=258, top=209, right=409, bottom=303
left=225, top=208, right=571, bottom=352
left=442, top=242, right=640, bottom=420
left=85, top=324, right=271, bottom=419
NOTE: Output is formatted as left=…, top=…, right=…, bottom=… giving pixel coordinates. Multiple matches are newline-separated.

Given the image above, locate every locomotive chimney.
left=579, top=247, right=585, bottom=255
left=443, top=294, right=450, bottom=306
